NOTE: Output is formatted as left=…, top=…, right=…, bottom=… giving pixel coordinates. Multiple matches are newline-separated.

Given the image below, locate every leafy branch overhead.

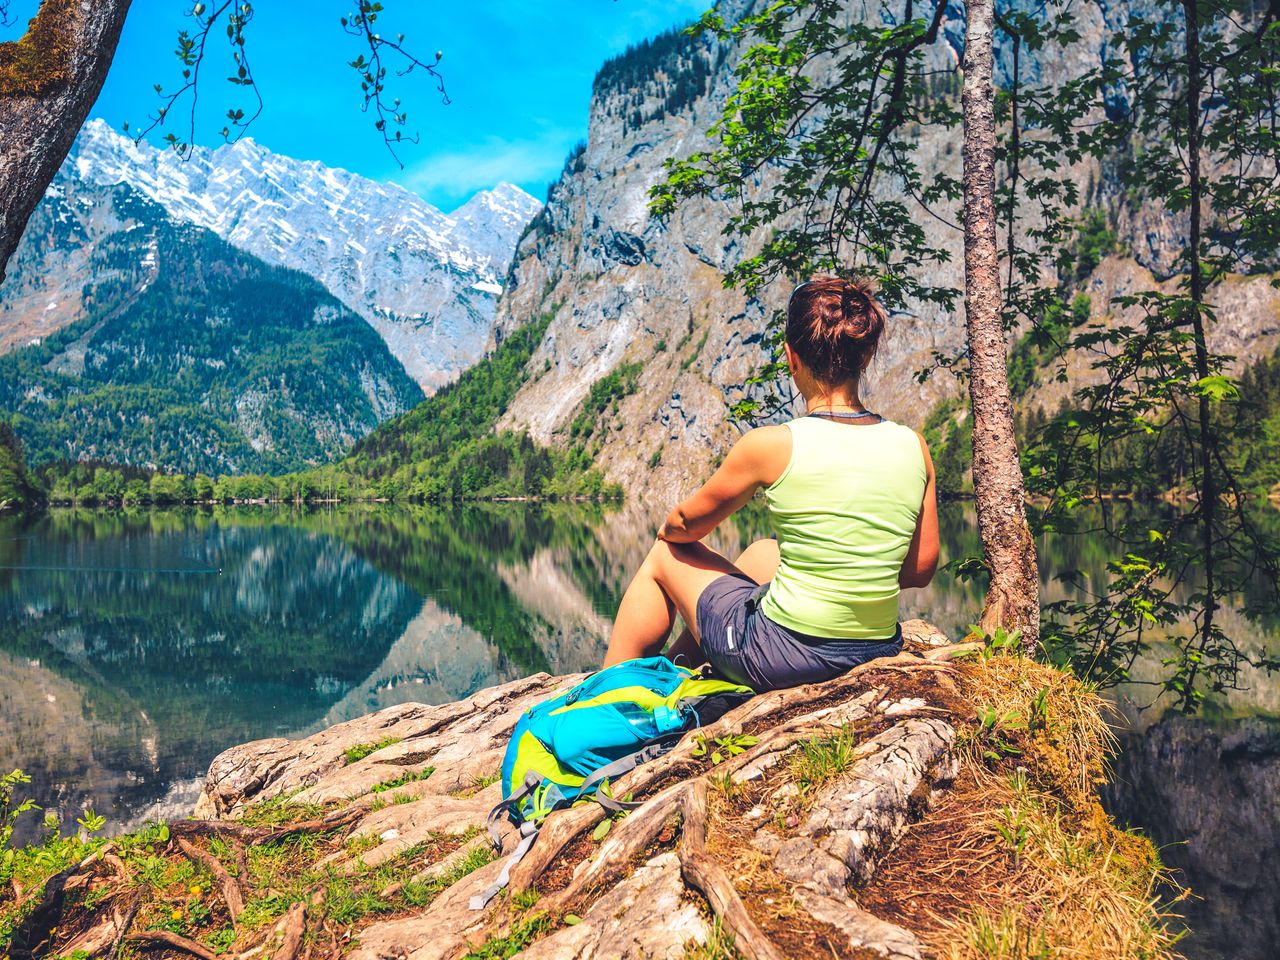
left=341, top=1, right=450, bottom=167
left=131, top=0, right=449, bottom=164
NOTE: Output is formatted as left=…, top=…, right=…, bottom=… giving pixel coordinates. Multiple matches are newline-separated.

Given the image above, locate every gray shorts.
left=694, top=574, right=902, bottom=692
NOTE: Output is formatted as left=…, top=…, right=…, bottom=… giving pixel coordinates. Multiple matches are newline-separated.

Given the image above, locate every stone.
left=515, top=852, right=706, bottom=959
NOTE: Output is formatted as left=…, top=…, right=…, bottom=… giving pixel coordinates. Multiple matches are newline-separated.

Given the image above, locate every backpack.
left=469, top=656, right=753, bottom=910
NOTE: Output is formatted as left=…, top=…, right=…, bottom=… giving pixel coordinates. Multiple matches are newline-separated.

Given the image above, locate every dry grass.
left=861, top=653, right=1184, bottom=960
left=955, top=652, right=1114, bottom=804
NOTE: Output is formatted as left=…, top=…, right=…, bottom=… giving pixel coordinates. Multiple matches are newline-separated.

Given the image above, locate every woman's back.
left=760, top=415, right=927, bottom=640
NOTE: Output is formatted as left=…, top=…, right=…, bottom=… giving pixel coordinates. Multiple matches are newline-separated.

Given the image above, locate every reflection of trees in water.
left=285, top=502, right=618, bottom=678
left=0, top=508, right=424, bottom=838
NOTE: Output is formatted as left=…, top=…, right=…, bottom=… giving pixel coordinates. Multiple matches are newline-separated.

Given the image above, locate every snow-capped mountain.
left=63, top=119, right=542, bottom=391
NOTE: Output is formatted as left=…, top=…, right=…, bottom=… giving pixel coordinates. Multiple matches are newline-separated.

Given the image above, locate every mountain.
left=484, top=4, right=1280, bottom=500
left=3, top=118, right=541, bottom=392
left=0, top=178, right=424, bottom=475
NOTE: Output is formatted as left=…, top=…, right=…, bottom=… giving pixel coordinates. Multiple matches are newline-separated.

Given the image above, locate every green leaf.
left=591, top=819, right=611, bottom=842
left=1192, top=375, right=1239, bottom=402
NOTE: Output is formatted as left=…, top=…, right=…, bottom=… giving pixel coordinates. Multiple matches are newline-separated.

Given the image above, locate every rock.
left=195, top=673, right=576, bottom=818
left=488, top=1, right=1280, bottom=502
left=771, top=719, right=957, bottom=891
left=793, top=888, right=922, bottom=960
left=515, top=852, right=706, bottom=959
left=186, top=645, right=972, bottom=958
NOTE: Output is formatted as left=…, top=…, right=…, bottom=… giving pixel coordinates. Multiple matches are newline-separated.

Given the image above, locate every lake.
left=1, top=502, right=1276, bottom=960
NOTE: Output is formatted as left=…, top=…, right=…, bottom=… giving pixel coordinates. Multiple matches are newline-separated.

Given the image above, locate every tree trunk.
left=960, top=0, right=1040, bottom=647
left=1180, top=0, right=1216, bottom=696
left=0, top=0, right=132, bottom=283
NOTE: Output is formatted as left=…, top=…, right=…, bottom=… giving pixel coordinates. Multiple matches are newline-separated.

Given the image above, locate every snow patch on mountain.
left=66, top=120, right=542, bottom=391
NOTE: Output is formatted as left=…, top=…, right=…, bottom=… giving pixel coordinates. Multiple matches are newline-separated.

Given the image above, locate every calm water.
left=1, top=502, right=1276, bottom=959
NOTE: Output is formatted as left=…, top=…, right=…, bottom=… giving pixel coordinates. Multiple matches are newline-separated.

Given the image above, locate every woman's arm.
left=899, top=433, right=939, bottom=589
left=658, top=425, right=791, bottom=543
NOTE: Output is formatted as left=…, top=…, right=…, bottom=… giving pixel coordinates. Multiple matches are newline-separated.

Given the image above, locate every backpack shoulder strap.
left=468, top=821, right=539, bottom=912
left=576, top=732, right=685, bottom=812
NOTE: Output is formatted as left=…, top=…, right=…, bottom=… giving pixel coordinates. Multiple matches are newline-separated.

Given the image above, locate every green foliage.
left=460, top=910, right=556, bottom=959
left=0, top=771, right=111, bottom=953
left=0, top=769, right=39, bottom=860
left=683, top=917, right=742, bottom=960
left=997, top=3, right=1280, bottom=707
left=594, top=26, right=715, bottom=135
left=922, top=396, right=973, bottom=497
left=370, top=767, right=434, bottom=794
left=0, top=422, right=38, bottom=509
left=292, top=311, right=617, bottom=501
left=975, top=705, right=1026, bottom=763
left=787, top=727, right=859, bottom=793
left=568, top=361, right=643, bottom=449
left=0, top=219, right=422, bottom=476
left=1006, top=292, right=1091, bottom=400
left=690, top=733, right=758, bottom=766
left=652, top=1, right=963, bottom=423
left=1064, top=209, right=1117, bottom=281
left=344, top=737, right=403, bottom=765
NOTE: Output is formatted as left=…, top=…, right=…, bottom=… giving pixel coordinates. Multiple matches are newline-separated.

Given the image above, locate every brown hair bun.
left=785, top=275, right=886, bottom=385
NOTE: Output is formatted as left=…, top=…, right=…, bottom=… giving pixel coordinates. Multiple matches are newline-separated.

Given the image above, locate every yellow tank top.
left=759, top=415, right=927, bottom=639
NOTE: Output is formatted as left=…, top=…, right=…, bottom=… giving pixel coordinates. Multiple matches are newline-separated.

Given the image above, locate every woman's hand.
left=656, top=426, right=791, bottom=543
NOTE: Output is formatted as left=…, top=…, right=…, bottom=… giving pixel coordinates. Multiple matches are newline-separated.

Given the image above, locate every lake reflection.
left=1, top=502, right=1276, bottom=960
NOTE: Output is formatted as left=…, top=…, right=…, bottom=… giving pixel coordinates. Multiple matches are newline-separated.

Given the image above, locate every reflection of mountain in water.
left=1106, top=713, right=1280, bottom=960
left=0, top=503, right=626, bottom=840
left=0, top=509, right=423, bottom=838
left=319, top=599, right=522, bottom=725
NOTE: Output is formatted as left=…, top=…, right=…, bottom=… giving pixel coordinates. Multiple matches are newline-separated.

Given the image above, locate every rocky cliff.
left=489, top=1, right=1280, bottom=502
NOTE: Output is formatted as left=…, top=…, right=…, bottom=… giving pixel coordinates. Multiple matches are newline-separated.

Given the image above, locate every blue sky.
left=2, top=0, right=708, bottom=210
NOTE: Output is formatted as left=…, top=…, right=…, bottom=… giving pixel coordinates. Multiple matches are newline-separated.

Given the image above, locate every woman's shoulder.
left=736, top=423, right=793, bottom=458
left=732, top=424, right=794, bottom=487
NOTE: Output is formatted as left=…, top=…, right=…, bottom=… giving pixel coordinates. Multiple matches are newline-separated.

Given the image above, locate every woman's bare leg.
left=666, top=538, right=780, bottom=665
left=603, top=538, right=745, bottom=667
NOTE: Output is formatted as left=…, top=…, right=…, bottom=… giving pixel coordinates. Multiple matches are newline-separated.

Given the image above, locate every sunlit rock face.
left=3, top=119, right=540, bottom=393
left=490, top=0, right=1280, bottom=501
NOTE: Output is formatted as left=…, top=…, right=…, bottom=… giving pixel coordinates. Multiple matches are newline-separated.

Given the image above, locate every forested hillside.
left=0, top=421, right=36, bottom=508
left=0, top=195, right=423, bottom=476
left=280, top=312, right=617, bottom=501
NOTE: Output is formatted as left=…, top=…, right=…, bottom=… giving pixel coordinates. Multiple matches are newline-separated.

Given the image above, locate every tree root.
left=679, top=779, right=787, bottom=960
left=13, top=647, right=975, bottom=960
left=541, top=781, right=695, bottom=910
left=112, top=896, right=143, bottom=960
left=509, top=654, right=953, bottom=891
left=126, top=929, right=220, bottom=960
left=177, top=837, right=245, bottom=923
left=274, top=901, right=307, bottom=960
left=170, top=806, right=362, bottom=846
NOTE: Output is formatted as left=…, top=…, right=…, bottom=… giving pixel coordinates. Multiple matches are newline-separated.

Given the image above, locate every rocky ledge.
left=11, top=622, right=1182, bottom=960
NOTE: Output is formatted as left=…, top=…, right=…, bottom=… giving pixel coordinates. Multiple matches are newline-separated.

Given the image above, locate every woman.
left=602, top=276, right=938, bottom=691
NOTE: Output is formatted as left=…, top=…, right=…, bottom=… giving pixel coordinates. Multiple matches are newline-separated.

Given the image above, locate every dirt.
left=856, top=767, right=1031, bottom=940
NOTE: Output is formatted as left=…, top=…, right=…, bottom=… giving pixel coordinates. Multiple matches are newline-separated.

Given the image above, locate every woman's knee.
left=643, top=537, right=705, bottom=583
left=735, top=538, right=780, bottom=582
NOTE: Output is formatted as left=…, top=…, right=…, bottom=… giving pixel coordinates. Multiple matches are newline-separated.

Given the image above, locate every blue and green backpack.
left=469, top=656, right=753, bottom=909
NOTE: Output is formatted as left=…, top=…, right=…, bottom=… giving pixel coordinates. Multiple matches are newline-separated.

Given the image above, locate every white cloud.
left=395, top=131, right=576, bottom=210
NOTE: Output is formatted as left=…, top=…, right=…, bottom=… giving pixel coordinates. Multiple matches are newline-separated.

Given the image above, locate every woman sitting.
left=602, top=276, right=938, bottom=691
